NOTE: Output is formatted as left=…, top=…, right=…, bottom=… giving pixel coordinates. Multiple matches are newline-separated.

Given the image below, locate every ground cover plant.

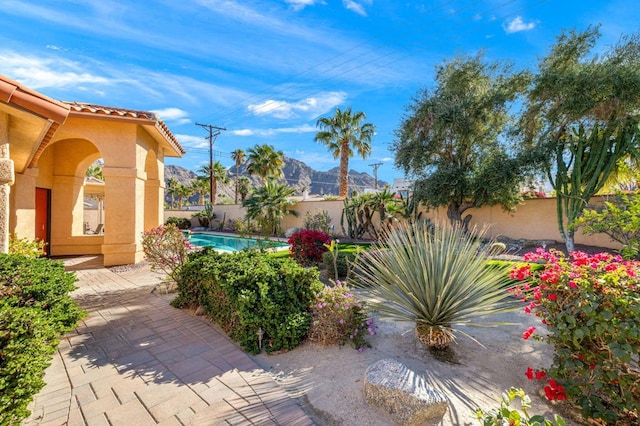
left=0, top=254, right=85, bottom=425
left=173, top=249, right=322, bottom=354
left=510, top=249, right=640, bottom=424
left=354, top=221, right=522, bottom=349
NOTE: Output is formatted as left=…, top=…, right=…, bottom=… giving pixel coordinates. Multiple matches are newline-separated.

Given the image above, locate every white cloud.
left=285, top=0, right=325, bottom=11
left=150, top=107, right=191, bottom=125
left=231, top=124, right=317, bottom=137
left=342, top=0, right=372, bottom=17
left=174, top=134, right=208, bottom=149
left=247, top=91, right=347, bottom=119
left=0, top=51, right=110, bottom=89
left=232, top=129, right=254, bottom=136
left=503, top=16, right=538, bottom=34
left=380, top=157, right=393, bottom=162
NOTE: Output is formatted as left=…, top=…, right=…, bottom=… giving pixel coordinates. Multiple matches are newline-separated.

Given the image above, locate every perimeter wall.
left=165, top=196, right=620, bottom=249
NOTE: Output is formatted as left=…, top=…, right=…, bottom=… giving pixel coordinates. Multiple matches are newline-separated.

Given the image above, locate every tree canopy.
left=392, top=53, right=534, bottom=225
left=246, top=144, right=284, bottom=185
left=520, top=26, right=640, bottom=251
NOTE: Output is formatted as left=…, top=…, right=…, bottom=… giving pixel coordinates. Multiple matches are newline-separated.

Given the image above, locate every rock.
left=284, top=227, right=302, bottom=238
left=363, top=358, right=448, bottom=425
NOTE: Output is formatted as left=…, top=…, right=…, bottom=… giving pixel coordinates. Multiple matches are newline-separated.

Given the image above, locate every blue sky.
left=1, top=0, right=637, bottom=185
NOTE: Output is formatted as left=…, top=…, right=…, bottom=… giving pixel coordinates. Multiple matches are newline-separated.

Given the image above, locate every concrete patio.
left=24, top=256, right=313, bottom=425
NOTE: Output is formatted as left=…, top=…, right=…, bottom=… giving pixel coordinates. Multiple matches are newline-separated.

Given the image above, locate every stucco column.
left=0, top=113, right=15, bottom=254
left=11, top=167, right=38, bottom=239
left=144, top=178, right=162, bottom=232
left=102, top=166, right=145, bottom=266
left=50, top=174, right=85, bottom=254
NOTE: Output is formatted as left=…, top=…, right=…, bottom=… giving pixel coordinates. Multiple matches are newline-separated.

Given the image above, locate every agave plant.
left=354, top=221, right=520, bottom=349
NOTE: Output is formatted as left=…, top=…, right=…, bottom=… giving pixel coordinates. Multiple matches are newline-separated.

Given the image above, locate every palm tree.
left=167, top=176, right=179, bottom=208
left=238, top=176, right=252, bottom=202
left=354, top=221, right=520, bottom=350
left=198, top=161, right=230, bottom=205
left=174, top=183, right=194, bottom=210
left=314, top=107, right=376, bottom=198
left=190, top=176, right=209, bottom=205
left=231, top=149, right=246, bottom=204
left=242, top=181, right=298, bottom=236
left=246, top=144, right=284, bottom=185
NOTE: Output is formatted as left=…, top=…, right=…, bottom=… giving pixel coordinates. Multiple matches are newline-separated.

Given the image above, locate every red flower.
left=544, top=379, right=567, bottom=401
left=548, top=293, right=558, bottom=301
left=525, top=366, right=534, bottom=380
left=535, top=370, right=547, bottom=380
left=522, top=326, right=536, bottom=340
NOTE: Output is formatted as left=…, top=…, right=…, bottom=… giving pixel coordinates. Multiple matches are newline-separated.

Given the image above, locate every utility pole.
left=369, top=162, right=383, bottom=190
left=196, top=123, right=226, bottom=204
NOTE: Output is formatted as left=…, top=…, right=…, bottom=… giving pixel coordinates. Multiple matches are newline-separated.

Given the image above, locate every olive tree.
left=392, top=54, right=535, bottom=227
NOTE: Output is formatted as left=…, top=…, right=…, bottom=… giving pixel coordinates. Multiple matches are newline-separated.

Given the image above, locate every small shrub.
left=475, top=388, right=566, bottom=426
left=303, top=210, right=332, bottom=234
left=307, top=282, right=376, bottom=351
left=322, top=251, right=357, bottom=280
left=572, top=191, right=640, bottom=259
left=8, top=234, right=47, bottom=257
left=141, top=224, right=194, bottom=283
left=288, top=229, right=331, bottom=266
left=0, top=255, right=86, bottom=425
left=510, top=249, right=640, bottom=424
left=175, top=250, right=323, bottom=354
left=165, top=216, right=191, bottom=229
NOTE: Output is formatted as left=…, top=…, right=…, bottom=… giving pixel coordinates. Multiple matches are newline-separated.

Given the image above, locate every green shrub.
left=164, top=216, right=191, bottom=229
left=303, top=209, right=332, bottom=234
left=0, top=255, right=86, bottom=425
left=572, top=191, right=640, bottom=259
left=174, top=250, right=323, bottom=354
left=322, top=251, right=357, bottom=280
left=8, top=234, right=47, bottom=258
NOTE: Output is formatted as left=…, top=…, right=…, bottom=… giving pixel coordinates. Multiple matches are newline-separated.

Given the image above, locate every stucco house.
left=0, top=75, right=185, bottom=266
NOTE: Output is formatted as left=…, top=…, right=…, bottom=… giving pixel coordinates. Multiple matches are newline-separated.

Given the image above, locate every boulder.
left=284, top=227, right=302, bottom=238
left=363, top=358, right=448, bottom=425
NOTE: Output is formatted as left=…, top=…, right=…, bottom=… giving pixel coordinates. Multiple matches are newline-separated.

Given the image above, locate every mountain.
left=165, top=157, right=387, bottom=205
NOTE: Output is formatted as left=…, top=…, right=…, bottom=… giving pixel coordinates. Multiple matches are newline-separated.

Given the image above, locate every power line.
left=195, top=122, right=226, bottom=200
left=369, top=162, right=383, bottom=190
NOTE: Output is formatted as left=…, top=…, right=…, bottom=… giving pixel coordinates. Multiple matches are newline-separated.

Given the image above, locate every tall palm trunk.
left=339, top=140, right=350, bottom=198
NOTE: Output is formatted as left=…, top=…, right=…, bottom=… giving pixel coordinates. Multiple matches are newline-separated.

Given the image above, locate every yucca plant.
left=354, top=221, right=521, bottom=349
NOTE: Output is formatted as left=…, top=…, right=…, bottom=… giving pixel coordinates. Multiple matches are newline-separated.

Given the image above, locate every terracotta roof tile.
left=62, top=101, right=185, bottom=155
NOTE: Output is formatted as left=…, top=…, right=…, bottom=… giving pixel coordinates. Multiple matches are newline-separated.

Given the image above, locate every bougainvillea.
left=510, top=249, right=640, bottom=424
left=288, top=229, right=331, bottom=266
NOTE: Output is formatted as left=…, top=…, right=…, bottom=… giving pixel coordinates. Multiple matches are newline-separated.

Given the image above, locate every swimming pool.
left=186, top=233, right=289, bottom=252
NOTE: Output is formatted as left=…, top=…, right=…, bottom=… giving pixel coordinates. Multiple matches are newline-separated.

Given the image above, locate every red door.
left=35, top=188, right=50, bottom=254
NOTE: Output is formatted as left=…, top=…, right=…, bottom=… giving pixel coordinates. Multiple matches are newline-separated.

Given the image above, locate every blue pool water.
left=186, top=233, right=289, bottom=252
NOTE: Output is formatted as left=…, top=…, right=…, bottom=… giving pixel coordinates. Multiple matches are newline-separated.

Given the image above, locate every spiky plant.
left=354, top=221, right=520, bottom=349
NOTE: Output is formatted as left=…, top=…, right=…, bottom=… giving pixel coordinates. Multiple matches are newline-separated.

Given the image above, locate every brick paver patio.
left=24, top=256, right=312, bottom=426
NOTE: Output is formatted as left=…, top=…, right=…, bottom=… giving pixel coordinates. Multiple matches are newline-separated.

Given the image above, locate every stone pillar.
left=11, top=168, right=38, bottom=239
left=0, top=113, right=15, bottom=254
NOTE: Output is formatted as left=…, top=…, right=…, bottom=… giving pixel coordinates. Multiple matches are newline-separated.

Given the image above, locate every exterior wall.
left=165, top=196, right=621, bottom=249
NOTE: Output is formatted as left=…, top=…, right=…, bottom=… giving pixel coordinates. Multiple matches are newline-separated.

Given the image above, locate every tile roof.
left=63, top=102, right=185, bottom=155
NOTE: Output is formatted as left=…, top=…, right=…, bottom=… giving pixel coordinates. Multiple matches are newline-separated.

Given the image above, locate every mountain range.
left=165, top=156, right=387, bottom=205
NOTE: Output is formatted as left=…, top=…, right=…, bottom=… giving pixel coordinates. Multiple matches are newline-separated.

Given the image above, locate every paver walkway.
left=24, top=256, right=312, bottom=426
